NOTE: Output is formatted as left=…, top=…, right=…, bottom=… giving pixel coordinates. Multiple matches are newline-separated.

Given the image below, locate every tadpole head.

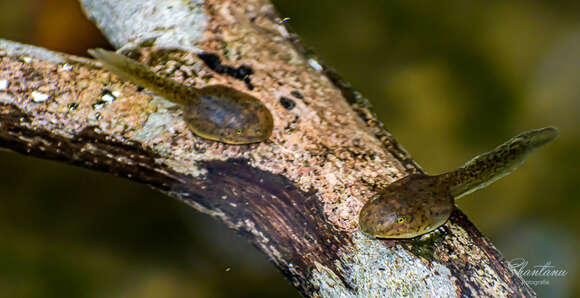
left=184, top=85, right=273, bottom=144
left=358, top=174, right=454, bottom=239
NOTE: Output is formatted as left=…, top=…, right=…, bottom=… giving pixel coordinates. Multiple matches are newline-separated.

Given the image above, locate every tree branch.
left=0, top=0, right=535, bottom=296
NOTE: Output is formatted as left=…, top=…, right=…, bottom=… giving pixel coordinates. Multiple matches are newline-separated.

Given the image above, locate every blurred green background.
left=0, top=0, right=578, bottom=297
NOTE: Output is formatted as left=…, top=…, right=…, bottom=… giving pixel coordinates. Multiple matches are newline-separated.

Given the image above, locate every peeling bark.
left=0, top=0, right=536, bottom=296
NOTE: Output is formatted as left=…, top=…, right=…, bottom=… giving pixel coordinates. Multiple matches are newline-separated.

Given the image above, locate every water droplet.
left=100, top=88, right=117, bottom=102
left=308, top=58, right=323, bottom=71
left=68, top=103, right=79, bottom=111
left=92, top=102, right=106, bottom=110
left=59, top=64, right=73, bottom=71
left=31, top=91, right=50, bottom=102
left=101, top=93, right=115, bottom=103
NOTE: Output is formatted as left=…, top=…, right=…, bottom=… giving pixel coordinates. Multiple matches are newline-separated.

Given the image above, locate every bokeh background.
left=1, top=0, right=578, bottom=297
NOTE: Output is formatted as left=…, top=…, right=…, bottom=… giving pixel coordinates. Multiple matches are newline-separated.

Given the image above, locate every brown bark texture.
left=0, top=0, right=536, bottom=296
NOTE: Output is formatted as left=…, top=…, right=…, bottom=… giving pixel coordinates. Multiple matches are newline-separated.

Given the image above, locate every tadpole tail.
left=88, top=48, right=197, bottom=106
left=442, top=127, right=559, bottom=199
left=523, top=126, right=559, bottom=148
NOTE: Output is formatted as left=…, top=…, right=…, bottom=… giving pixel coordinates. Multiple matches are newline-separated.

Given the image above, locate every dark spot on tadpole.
left=198, top=52, right=255, bottom=90
left=280, top=97, right=296, bottom=110
left=290, top=90, right=304, bottom=99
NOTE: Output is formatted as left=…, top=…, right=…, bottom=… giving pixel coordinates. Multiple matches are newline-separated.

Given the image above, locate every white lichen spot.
left=106, top=0, right=207, bottom=51
left=31, top=91, right=50, bottom=102
left=20, top=56, right=32, bottom=63
left=133, top=112, right=177, bottom=143
left=326, top=173, right=338, bottom=186
left=308, top=58, right=323, bottom=71
left=0, top=80, right=9, bottom=90
left=311, top=233, right=458, bottom=297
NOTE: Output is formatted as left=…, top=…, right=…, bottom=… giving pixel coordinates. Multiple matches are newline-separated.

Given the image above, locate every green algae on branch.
left=359, top=127, right=559, bottom=239
left=88, top=48, right=273, bottom=145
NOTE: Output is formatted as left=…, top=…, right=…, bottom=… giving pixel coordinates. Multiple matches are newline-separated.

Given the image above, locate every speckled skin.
left=88, top=49, right=273, bottom=144
left=359, top=127, right=559, bottom=239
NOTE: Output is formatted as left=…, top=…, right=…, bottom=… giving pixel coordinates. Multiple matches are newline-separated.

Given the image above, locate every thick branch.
left=0, top=0, right=535, bottom=296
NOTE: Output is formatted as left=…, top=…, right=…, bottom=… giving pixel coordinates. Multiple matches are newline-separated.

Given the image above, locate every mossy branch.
left=0, top=0, right=535, bottom=296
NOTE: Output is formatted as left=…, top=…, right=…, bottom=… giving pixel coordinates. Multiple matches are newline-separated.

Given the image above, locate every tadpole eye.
left=396, top=216, right=406, bottom=224
left=236, top=129, right=243, bottom=135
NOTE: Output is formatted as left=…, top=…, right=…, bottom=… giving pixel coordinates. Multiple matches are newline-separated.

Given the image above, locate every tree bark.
left=0, top=0, right=535, bottom=296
